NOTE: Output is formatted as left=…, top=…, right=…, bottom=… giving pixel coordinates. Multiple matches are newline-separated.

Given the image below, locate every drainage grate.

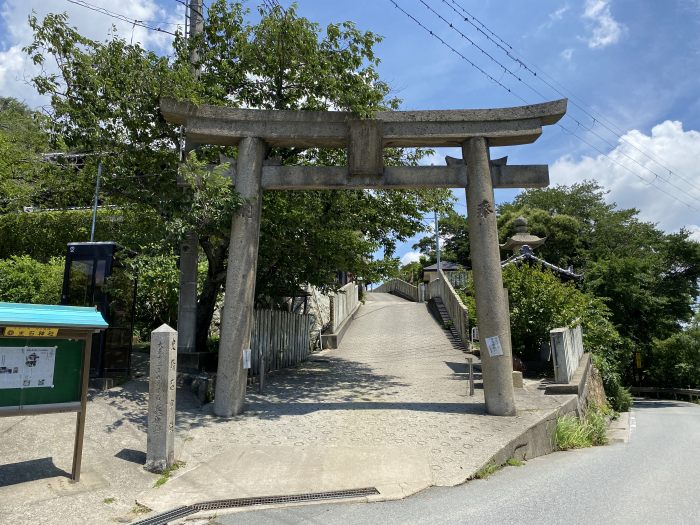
left=133, top=487, right=380, bottom=525
left=131, top=506, right=196, bottom=525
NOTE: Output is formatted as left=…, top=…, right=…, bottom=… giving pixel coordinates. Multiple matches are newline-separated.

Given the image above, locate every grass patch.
left=154, top=460, right=185, bottom=488
left=103, top=497, right=115, bottom=504
left=555, top=405, right=609, bottom=450
left=473, top=457, right=524, bottom=479
left=473, top=463, right=501, bottom=479
left=131, top=503, right=151, bottom=515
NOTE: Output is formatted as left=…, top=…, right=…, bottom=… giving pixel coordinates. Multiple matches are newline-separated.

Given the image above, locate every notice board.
left=0, top=337, right=83, bottom=408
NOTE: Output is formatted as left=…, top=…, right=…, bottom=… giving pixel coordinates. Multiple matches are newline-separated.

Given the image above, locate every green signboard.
left=0, top=337, right=83, bottom=408
left=0, top=302, right=108, bottom=481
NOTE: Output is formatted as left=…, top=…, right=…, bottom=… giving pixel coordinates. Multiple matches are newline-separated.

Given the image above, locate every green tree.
left=24, top=2, right=451, bottom=350
left=501, top=182, right=700, bottom=382
left=413, top=209, right=471, bottom=265
left=458, top=264, right=630, bottom=410
left=648, top=328, right=700, bottom=389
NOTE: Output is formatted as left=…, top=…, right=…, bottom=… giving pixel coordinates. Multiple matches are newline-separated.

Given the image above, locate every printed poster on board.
left=0, top=346, right=57, bottom=389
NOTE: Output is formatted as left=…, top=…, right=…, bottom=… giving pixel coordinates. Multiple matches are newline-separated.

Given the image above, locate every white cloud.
left=400, top=251, right=423, bottom=265
left=550, top=5, right=571, bottom=22
left=551, top=120, right=700, bottom=234
left=560, top=48, right=574, bottom=61
left=537, top=4, right=570, bottom=32
left=582, top=0, right=625, bottom=49
left=0, top=0, right=183, bottom=107
left=688, top=225, right=700, bottom=242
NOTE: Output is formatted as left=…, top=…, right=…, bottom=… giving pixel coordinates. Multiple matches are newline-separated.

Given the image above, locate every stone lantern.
left=500, top=216, right=546, bottom=255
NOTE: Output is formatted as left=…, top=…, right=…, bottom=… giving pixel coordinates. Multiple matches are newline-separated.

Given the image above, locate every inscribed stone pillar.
left=463, top=137, right=516, bottom=416
left=214, top=137, right=265, bottom=417
left=145, top=324, right=177, bottom=473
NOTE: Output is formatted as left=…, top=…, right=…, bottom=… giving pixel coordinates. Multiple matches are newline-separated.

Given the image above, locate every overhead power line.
left=65, top=0, right=178, bottom=36
left=172, top=0, right=207, bottom=22
left=442, top=0, right=700, bottom=196
left=388, top=0, right=700, bottom=212
left=418, top=0, right=700, bottom=201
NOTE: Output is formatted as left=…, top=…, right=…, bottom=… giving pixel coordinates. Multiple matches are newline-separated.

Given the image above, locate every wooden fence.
left=425, top=269, right=470, bottom=348
left=249, top=309, right=314, bottom=377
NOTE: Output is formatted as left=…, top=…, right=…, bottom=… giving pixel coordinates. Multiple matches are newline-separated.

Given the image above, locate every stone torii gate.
left=161, top=98, right=567, bottom=418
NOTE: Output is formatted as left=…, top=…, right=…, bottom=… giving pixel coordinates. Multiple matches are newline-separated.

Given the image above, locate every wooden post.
left=71, top=333, right=93, bottom=481
left=214, top=137, right=265, bottom=417
left=145, top=324, right=177, bottom=473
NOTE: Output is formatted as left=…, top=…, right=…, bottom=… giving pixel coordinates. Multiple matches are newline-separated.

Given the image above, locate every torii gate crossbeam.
left=161, top=98, right=567, bottom=418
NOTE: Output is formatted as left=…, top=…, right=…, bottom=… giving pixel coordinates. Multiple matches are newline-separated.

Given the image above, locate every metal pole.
left=434, top=209, right=441, bottom=271
left=258, top=348, right=265, bottom=393
left=89, top=163, right=102, bottom=242
left=467, top=356, right=475, bottom=396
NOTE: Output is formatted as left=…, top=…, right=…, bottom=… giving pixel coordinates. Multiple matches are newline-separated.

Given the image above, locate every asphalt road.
left=212, top=399, right=700, bottom=525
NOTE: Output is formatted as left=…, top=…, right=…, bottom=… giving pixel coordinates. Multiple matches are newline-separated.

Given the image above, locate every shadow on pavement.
left=633, top=399, right=698, bottom=409
left=0, top=457, right=70, bottom=486
left=114, top=448, right=146, bottom=465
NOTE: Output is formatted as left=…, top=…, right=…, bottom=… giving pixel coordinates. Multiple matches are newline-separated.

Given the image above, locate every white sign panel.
left=242, top=348, right=252, bottom=369
left=484, top=336, right=504, bottom=358
left=0, top=346, right=57, bottom=389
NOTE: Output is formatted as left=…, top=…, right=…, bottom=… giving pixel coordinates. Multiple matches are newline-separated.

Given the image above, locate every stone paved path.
left=170, top=293, right=570, bottom=489
left=0, top=293, right=574, bottom=524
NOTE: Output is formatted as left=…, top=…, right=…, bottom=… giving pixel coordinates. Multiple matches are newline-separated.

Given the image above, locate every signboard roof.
left=0, top=303, right=108, bottom=329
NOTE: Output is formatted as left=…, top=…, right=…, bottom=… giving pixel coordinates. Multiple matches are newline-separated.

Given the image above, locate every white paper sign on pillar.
left=485, top=335, right=504, bottom=357
left=242, top=349, right=252, bottom=369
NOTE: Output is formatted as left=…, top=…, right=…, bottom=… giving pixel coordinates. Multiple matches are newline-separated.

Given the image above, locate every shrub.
left=0, top=255, right=64, bottom=304
left=591, top=352, right=633, bottom=412
left=126, top=253, right=181, bottom=339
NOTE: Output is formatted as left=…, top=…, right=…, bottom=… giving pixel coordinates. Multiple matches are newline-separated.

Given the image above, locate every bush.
left=126, top=253, right=181, bottom=339
left=0, top=255, right=64, bottom=304
left=591, top=352, right=633, bottom=412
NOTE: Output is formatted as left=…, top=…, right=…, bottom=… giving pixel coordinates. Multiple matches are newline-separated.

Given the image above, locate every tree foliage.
left=21, top=2, right=452, bottom=350
left=648, top=328, right=700, bottom=389
left=413, top=208, right=471, bottom=266
left=0, top=255, right=64, bottom=304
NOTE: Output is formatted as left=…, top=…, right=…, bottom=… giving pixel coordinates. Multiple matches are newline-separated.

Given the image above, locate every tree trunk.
left=195, top=239, right=227, bottom=352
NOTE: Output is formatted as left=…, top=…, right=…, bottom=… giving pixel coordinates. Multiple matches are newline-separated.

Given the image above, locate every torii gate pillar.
left=463, top=137, right=516, bottom=416
left=214, top=137, right=265, bottom=417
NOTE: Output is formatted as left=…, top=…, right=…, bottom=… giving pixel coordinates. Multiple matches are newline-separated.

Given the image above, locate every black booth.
left=60, top=242, right=136, bottom=379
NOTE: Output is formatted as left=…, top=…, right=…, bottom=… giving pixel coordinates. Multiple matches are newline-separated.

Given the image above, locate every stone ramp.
left=136, top=293, right=575, bottom=518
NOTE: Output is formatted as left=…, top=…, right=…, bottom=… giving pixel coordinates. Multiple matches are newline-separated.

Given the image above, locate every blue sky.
left=2, top=1, right=699, bottom=263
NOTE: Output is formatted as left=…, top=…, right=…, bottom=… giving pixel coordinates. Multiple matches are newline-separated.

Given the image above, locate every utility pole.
left=177, top=0, right=204, bottom=356
left=434, top=209, right=441, bottom=272
left=89, top=162, right=102, bottom=242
